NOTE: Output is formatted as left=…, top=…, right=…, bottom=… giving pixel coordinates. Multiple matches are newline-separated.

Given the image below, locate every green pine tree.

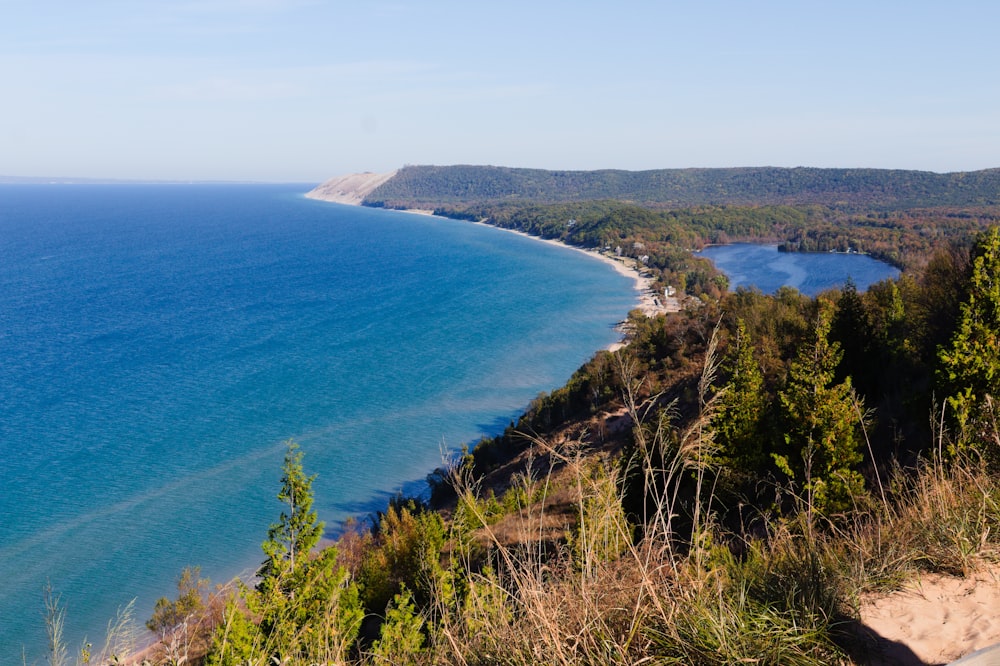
left=371, top=586, right=425, bottom=665
left=830, top=279, right=871, bottom=388
left=205, top=595, right=263, bottom=666
left=259, top=440, right=324, bottom=585
left=715, top=318, right=767, bottom=472
left=938, top=226, right=1000, bottom=459
left=206, top=440, right=363, bottom=664
left=777, top=300, right=865, bottom=516
left=146, top=566, right=209, bottom=634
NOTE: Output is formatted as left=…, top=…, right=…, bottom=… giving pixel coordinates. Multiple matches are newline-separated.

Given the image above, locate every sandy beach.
left=468, top=220, right=675, bottom=318
left=460, top=221, right=677, bottom=351
left=397, top=212, right=677, bottom=346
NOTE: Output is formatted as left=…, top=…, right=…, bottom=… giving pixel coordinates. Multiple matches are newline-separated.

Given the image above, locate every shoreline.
left=386, top=206, right=681, bottom=352
left=467, top=219, right=675, bottom=318
left=305, top=189, right=677, bottom=348
left=463, top=219, right=677, bottom=351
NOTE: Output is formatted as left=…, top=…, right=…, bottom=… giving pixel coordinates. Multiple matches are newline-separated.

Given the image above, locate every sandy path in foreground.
left=858, top=564, right=1000, bottom=665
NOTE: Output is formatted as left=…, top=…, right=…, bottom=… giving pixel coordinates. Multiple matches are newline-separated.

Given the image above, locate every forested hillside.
left=99, top=225, right=1000, bottom=666
left=364, top=164, right=1000, bottom=210
left=352, top=165, right=1000, bottom=278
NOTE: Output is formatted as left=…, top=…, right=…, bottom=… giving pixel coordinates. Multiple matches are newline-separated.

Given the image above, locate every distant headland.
left=308, top=164, right=1000, bottom=211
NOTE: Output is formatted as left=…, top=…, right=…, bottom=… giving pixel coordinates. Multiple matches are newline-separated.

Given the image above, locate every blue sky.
left=1, top=1, right=997, bottom=182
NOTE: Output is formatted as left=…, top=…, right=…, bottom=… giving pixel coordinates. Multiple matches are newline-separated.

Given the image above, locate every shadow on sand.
left=838, top=617, right=941, bottom=666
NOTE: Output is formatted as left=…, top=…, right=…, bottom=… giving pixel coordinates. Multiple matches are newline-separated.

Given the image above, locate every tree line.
left=365, top=164, right=1000, bottom=210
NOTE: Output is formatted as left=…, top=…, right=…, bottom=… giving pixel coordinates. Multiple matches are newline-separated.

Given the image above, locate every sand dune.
left=305, top=171, right=397, bottom=205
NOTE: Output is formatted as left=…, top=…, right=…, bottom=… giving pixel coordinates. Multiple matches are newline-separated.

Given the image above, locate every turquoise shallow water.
left=0, top=185, right=636, bottom=661
left=700, top=243, right=900, bottom=295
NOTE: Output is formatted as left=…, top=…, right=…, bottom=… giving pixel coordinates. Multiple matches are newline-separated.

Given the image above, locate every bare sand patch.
left=305, top=171, right=397, bottom=205
left=858, top=564, right=1000, bottom=665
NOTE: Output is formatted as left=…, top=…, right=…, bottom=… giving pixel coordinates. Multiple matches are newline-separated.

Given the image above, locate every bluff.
left=306, top=171, right=397, bottom=205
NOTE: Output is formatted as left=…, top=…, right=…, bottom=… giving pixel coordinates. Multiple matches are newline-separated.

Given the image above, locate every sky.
left=1, top=0, right=998, bottom=182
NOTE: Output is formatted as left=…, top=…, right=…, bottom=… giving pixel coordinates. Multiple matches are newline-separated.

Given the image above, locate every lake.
left=0, top=185, right=637, bottom=662
left=699, top=244, right=900, bottom=296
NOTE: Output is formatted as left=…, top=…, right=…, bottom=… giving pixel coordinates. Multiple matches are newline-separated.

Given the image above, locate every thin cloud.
left=168, top=0, right=323, bottom=15
left=142, top=59, right=438, bottom=103
left=147, top=77, right=303, bottom=102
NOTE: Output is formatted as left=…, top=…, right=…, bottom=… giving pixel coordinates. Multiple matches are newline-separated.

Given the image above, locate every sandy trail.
left=857, top=564, right=1000, bottom=665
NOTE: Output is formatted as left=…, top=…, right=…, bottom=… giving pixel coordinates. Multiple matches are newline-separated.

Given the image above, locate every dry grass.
left=423, top=337, right=846, bottom=665
left=66, top=452, right=998, bottom=665
left=419, top=344, right=1000, bottom=666
left=835, top=453, right=1000, bottom=598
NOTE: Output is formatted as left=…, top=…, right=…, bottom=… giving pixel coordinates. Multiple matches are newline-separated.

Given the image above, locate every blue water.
left=0, top=185, right=636, bottom=662
left=699, top=244, right=900, bottom=296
